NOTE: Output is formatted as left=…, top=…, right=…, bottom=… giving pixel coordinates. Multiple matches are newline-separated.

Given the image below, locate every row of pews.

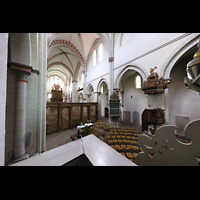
left=93, top=120, right=143, bottom=162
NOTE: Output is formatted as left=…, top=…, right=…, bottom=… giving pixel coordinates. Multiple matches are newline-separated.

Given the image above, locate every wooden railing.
left=46, top=102, right=98, bottom=134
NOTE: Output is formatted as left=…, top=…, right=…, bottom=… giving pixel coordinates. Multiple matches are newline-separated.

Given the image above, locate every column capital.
left=113, top=88, right=120, bottom=92
left=8, top=60, right=40, bottom=75
left=108, top=57, right=114, bottom=63
left=8, top=60, right=40, bottom=83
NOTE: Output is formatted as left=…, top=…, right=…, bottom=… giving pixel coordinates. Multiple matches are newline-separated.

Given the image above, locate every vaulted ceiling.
left=47, top=33, right=110, bottom=84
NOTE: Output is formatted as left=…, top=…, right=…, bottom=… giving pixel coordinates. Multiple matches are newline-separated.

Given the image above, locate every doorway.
left=105, top=107, right=109, bottom=118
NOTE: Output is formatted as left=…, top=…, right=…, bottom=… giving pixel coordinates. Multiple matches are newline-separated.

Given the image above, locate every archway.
left=115, top=65, right=148, bottom=89
left=118, top=67, right=148, bottom=126
left=98, top=80, right=109, bottom=117
left=167, top=44, right=200, bottom=133
left=87, top=84, right=94, bottom=102
left=158, top=34, right=200, bottom=127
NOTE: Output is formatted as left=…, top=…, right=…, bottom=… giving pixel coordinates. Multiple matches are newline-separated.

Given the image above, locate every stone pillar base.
left=11, top=153, right=29, bottom=164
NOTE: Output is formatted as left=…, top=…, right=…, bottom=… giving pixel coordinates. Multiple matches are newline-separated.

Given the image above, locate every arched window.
left=101, top=85, right=104, bottom=94
left=55, top=76, right=58, bottom=85
left=93, top=50, right=97, bottom=66
left=50, top=76, right=54, bottom=87
left=136, top=75, right=142, bottom=89
left=91, top=41, right=104, bottom=67
left=49, top=76, right=64, bottom=90
left=99, top=44, right=103, bottom=62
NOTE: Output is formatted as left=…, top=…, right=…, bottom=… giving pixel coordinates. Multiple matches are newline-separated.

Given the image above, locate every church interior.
left=1, top=33, right=200, bottom=166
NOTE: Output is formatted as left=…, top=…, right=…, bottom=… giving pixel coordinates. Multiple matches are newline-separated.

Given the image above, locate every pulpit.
left=141, top=67, right=170, bottom=134
left=142, top=109, right=165, bottom=133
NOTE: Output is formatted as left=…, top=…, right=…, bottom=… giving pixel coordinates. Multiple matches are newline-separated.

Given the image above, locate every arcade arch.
left=97, top=80, right=109, bottom=118
left=166, top=44, right=200, bottom=131
left=117, top=66, right=148, bottom=124
left=87, top=84, right=94, bottom=102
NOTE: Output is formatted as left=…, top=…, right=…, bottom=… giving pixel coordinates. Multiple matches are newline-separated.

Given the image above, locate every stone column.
left=8, top=61, right=39, bottom=161
left=97, top=92, right=101, bottom=117
left=14, top=71, right=30, bottom=160
left=109, top=33, right=115, bottom=95
left=82, top=72, right=87, bottom=101
left=72, top=80, right=78, bottom=102
left=109, top=57, right=114, bottom=94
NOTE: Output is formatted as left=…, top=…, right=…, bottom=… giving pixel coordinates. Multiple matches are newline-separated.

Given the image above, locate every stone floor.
left=46, top=127, right=106, bottom=152
left=46, top=118, right=142, bottom=152
left=46, top=128, right=76, bottom=151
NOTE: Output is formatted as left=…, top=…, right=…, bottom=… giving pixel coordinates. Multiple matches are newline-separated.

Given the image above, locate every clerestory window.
left=92, top=43, right=104, bottom=66
left=136, top=75, right=142, bottom=89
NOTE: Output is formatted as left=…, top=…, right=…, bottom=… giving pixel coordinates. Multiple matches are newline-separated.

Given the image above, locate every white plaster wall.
left=168, top=57, right=200, bottom=127
left=86, top=58, right=110, bottom=86
left=114, top=33, right=190, bottom=70
left=123, top=74, right=148, bottom=124
left=114, top=33, right=199, bottom=86
left=86, top=39, right=110, bottom=94
left=0, top=33, right=8, bottom=166
left=86, top=33, right=200, bottom=127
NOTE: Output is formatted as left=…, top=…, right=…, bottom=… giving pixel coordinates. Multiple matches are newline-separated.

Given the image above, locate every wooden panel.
left=62, top=107, right=70, bottom=129
left=46, top=102, right=98, bottom=133
left=71, top=105, right=81, bottom=127
left=82, top=106, right=88, bottom=124
left=142, top=109, right=165, bottom=132
left=46, top=105, right=58, bottom=134
left=90, top=105, right=96, bottom=122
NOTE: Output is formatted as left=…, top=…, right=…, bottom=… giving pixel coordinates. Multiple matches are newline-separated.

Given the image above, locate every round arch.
left=47, top=61, right=73, bottom=78
left=97, top=79, right=109, bottom=118
left=115, top=64, right=148, bottom=89
left=160, top=34, right=200, bottom=125
left=160, top=34, right=200, bottom=78
left=47, top=74, right=65, bottom=84
left=48, top=68, right=69, bottom=81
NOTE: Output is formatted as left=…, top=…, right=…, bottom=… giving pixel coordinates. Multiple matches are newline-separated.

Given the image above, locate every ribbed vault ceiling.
left=47, top=33, right=103, bottom=83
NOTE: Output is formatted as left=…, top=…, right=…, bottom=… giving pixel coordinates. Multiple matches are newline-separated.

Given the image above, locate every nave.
left=2, top=33, right=200, bottom=166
